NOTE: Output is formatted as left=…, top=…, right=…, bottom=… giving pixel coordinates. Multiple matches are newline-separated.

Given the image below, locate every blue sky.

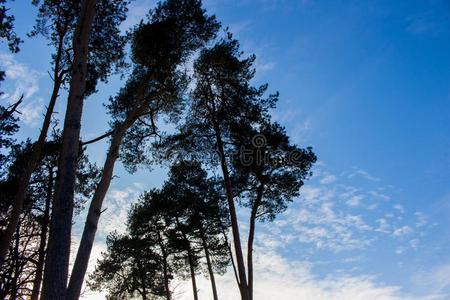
left=1, top=0, right=450, bottom=299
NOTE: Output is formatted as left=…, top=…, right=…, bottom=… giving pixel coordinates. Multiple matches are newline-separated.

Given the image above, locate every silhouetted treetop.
left=0, top=0, right=22, bottom=52
left=30, top=0, right=130, bottom=95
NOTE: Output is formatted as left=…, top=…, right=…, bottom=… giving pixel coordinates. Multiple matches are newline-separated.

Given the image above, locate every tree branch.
left=80, top=130, right=115, bottom=146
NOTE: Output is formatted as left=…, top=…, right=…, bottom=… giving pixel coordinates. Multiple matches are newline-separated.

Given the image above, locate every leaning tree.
left=67, top=1, right=220, bottom=298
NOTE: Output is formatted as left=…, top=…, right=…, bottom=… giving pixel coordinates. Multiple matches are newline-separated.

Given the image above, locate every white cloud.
left=320, top=173, right=337, bottom=185
left=414, top=212, right=428, bottom=228
left=392, top=226, right=413, bottom=238
left=369, top=190, right=391, bottom=201
left=83, top=250, right=419, bottom=300
left=349, top=167, right=381, bottom=182
left=0, top=53, right=43, bottom=126
left=346, top=194, right=364, bottom=207
left=77, top=165, right=430, bottom=299
left=98, top=186, right=143, bottom=236
left=394, top=204, right=405, bottom=214
left=413, top=263, right=450, bottom=297
left=376, top=218, right=391, bottom=234
left=79, top=236, right=415, bottom=300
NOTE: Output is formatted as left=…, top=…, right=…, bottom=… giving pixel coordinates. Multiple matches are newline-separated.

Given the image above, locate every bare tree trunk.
left=66, top=79, right=154, bottom=298
left=187, top=248, right=199, bottom=300
left=218, top=218, right=240, bottom=287
left=199, top=228, right=219, bottom=300
left=214, top=129, right=249, bottom=300
left=247, top=185, right=263, bottom=300
left=0, top=42, right=64, bottom=268
left=10, top=224, right=21, bottom=299
left=66, top=122, right=128, bottom=300
left=43, top=0, right=96, bottom=298
left=175, top=217, right=198, bottom=300
left=31, top=166, right=54, bottom=300
left=157, top=231, right=171, bottom=300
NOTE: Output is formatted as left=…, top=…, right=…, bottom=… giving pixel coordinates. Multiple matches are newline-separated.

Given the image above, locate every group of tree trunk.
left=0, top=0, right=316, bottom=299
left=89, top=162, right=231, bottom=300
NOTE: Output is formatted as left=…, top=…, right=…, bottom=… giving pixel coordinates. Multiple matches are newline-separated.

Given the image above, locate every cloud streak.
left=0, top=53, right=43, bottom=127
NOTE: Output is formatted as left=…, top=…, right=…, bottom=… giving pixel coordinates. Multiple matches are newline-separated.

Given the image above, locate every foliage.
left=91, top=162, right=230, bottom=299
left=231, top=121, right=317, bottom=221
left=0, top=136, right=100, bottom=298
left=30, top=0, right=130, bottom=94
left=0, top=0, right=22, bottom=52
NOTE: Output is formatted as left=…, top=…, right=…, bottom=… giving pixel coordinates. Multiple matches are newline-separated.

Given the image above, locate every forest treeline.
left=0, top=1, right=316, bottom=299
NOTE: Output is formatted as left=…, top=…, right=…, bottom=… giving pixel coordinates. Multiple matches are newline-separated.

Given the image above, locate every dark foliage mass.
left=0, top=0, right=22, bottom=53
left=90, top=162, right=231, bottom=300
left=30, top=0, right=129, bottom=95
left=0, top=135, right=99, bottom=299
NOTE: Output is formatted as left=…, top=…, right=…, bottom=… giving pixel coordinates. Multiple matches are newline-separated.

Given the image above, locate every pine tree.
left=230, top=121, right=316, bottom=299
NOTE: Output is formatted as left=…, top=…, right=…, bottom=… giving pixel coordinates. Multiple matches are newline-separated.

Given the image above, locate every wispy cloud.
left=78, top=164, right=434, bottom=299
left=406, top=9, right=450, bottom=36
left=0, top=53, right=43, bottom=127
left=348, top=166, right=381, bottom=182
left=165, top=251, right=420, bottom=300
left=413, top=262, right=450, bottom=297
left=259, top=165, right=424, bottom=253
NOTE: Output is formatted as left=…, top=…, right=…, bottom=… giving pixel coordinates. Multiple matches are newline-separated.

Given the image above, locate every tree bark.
left=214, top=129, right=249, bottom=300
left=247, top=184, right=264, bottom=300
left=67, top=79, right=154, bottom=299
left=10, top=224, right=21, bottom=299
left=30, top=165, right=54, bottom=300
left=218, top=218, right=240, bottom=287
left=199, top=227, right=219, bottom=300
left=175, top=217, right=198, bottom=300
left=66, top=122, right=129, bottom=300
left=187, top=246, right=199, bottom=300
left=157, top=230, right=171, bottom=300
left=43, top=0, right=96, bottom=298
left=0, top=41, right=64, bottom=268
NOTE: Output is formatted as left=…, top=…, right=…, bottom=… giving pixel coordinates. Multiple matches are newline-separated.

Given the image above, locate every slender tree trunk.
left=199, top=227, right=219, bottom=300
left=0, top=46, right=64, bottom=268
left=10, top=224, right=20, bottom=299
left=67, top=122, right=129, bottom=300
left=141, top=290, right=148, bottom=300
left=157, top=231, right=171, bottom=300
left=214, top=129, right=249, bottom=300
left=247, top=184, right=263, bottom=300
left=137, top=258, right=148, bottom=300
left=218, top=218, right=240, bottom=286
left=162, top=253, right=171, bottom=300
left=31, top=166, right=54, bottom=300
left=175, top=217, right=198, bottom=300
left=67, top=80, right=153, bottom=299
left=43, top=1, right=96, bottom=298
left=187, top=248, right=199, bottom=300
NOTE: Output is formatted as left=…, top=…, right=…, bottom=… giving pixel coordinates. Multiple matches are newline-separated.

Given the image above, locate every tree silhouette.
left=93, top=162, right=230, bottom=300
left=89, top=232, right=167, bottom=300
left=158, top=34, right=277, bottom=300
left=0, top=135, right=99, bottom=299
left=160, top=162, right=230, bottom=300
left=0, top=0, right=22, bottom=53
left=230, top=121, right=316, bottom=299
